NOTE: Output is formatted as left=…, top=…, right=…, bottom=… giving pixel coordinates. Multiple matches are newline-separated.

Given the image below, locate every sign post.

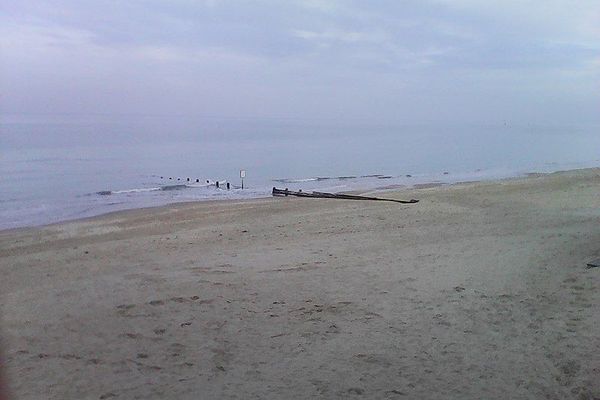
left=240, top=169, right=246, bottom=189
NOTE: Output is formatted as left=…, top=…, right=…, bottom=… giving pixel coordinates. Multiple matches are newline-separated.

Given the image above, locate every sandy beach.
left=1, top=168, right=599, bottom=399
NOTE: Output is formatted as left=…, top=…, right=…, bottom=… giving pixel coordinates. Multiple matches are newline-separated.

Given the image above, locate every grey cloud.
left=1, top=0, right=599, bottom=124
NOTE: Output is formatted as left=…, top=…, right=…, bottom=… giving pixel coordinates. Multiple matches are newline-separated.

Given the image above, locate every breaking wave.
left=273, top=174, right=398, bottom=183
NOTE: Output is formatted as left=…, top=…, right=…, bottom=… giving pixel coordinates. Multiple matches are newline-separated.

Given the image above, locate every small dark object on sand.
left=586, top=258, right=600, bottom=269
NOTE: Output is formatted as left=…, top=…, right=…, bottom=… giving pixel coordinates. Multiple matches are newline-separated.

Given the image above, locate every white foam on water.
left=111, top=187, right=161, bottom=194
left=273, top=177, right=320, bottom=183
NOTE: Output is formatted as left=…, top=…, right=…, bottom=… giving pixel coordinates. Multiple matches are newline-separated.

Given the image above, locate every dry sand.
left=1, top=168, right=600, bottom=399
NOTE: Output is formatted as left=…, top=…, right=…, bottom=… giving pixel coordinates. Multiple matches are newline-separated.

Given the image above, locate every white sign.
left=240, top=170, right=246, bottom=178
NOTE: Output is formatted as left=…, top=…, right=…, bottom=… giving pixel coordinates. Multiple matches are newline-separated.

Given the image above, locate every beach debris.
left=272, top=187, right=418, bottom=204
left=586, top=258, right=600, bottom=269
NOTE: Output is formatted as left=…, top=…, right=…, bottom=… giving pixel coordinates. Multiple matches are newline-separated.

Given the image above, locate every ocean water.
left=2, top=115, right=599, bottom=230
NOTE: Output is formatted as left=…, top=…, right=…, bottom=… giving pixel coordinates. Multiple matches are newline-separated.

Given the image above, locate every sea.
left=2, top=114, right=599, bottom=230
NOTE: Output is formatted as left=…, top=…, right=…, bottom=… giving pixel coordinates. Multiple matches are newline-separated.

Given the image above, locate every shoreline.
left=0, top=196, right=278, bottom=236
left=0, top=167, right=560, bottom=235
left=1, top=166, right=590, bottom=234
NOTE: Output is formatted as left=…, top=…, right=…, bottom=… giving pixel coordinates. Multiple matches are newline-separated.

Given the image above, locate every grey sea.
left=2, top=114, right=599, bottom=230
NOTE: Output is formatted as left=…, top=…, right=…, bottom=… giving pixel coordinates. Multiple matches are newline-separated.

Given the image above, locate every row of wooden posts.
left=159, top=170, right=245, bottom=190
left=159, top=176, right=232, bottom=190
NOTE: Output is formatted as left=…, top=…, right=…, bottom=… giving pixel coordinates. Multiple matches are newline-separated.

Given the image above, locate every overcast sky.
left=1, top=0, right=599, bottom=125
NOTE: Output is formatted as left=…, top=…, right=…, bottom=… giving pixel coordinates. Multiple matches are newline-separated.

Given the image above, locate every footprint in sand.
left=347, top=387, right=365, bottom=395
left=170, top=297, right=189, bottom=303
left=115, top=304, right=135, bottom=315
left=120, top=333, right=142, bottom=339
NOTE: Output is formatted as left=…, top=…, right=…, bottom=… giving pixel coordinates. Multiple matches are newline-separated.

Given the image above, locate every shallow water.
left=2, top=115, right=599, bottom=229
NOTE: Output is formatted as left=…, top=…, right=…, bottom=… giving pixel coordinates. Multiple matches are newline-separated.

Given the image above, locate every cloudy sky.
left=1, top=0, right=599, bottom=125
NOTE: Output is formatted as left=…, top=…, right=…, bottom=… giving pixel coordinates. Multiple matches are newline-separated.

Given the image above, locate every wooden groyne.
left=272, top=188, right=418, bottom=204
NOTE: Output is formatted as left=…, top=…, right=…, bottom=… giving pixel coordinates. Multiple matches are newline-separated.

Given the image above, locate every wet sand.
left=1, top=168, right=599, bottom=399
